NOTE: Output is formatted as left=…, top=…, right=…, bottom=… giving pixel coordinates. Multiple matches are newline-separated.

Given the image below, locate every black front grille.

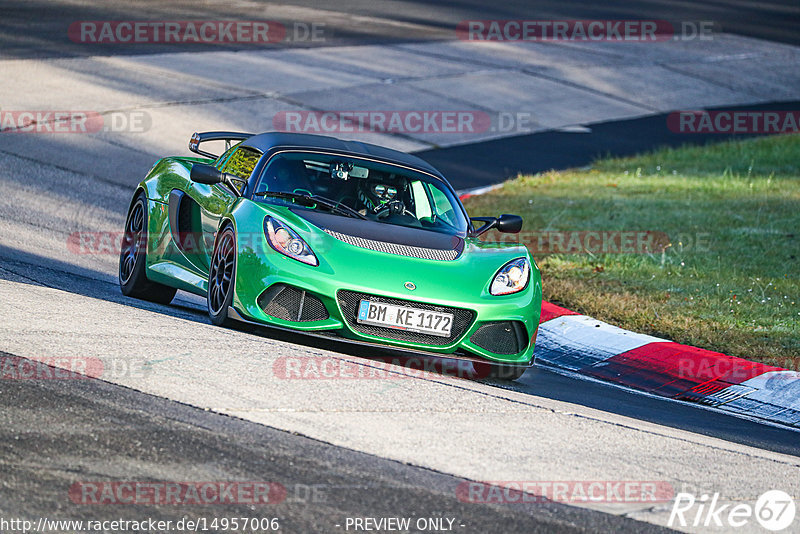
left=470, top=321, right=528, bottom=355
left=258, top=284, right=329, bottom=322
left=337, top=290, right=475, bottom=346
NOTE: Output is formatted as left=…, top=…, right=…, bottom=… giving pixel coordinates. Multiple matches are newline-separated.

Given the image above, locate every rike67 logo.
left=670, top=490, right=796, bottom=531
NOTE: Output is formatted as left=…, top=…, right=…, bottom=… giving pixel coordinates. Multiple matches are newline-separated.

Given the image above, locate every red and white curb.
left=535, top=302, right=800, bottom=428
left=456, top=184, right=504, bottom=201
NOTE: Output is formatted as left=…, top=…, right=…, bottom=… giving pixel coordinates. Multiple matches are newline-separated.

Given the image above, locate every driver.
left=356, top=180, right=417, bottom=221
left=357, top=181, right=398, bottom=214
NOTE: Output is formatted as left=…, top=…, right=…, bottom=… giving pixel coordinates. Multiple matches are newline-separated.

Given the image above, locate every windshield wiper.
left=254, top=191, right=367, bottom=220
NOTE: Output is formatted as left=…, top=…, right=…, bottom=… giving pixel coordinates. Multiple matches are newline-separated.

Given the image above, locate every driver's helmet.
left=357, top=181, right=399, bottom=213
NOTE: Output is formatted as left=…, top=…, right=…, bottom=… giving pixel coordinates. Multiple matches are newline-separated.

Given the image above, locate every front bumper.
left=233, top=277, right=540, bottom=365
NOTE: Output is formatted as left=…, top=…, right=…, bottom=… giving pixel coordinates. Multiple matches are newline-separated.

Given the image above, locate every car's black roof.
left=240, top=132, right=443, bottom=177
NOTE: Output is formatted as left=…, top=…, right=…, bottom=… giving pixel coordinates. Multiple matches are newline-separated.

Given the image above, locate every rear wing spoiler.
left=188, top=131, right=254, bottom=159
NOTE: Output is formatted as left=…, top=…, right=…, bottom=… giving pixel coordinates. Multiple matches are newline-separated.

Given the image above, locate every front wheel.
left=119, top=192, right=177, bottom=304
left=207, top=225, right=237, bottom=327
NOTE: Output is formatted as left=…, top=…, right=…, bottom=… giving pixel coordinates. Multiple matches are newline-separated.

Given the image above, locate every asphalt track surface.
left=2, top=0, right=799, bottom=60
left=1, top=249, right=799, bottom=532
left=2, top=1, right=800, bottom=533
left=3, top=251, right=800, bottom=459
left=0, top=355, right=660, bottom=534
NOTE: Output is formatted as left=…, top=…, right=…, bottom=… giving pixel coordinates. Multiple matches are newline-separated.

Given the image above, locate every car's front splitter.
left=225, top=306, right=534, bottom=369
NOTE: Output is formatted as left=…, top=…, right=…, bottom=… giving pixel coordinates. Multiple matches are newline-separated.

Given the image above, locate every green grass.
left=464, top=135, right=800, bottom=367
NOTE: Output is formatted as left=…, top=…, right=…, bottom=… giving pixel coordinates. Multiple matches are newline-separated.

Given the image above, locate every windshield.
left=253, top=152, right=468, bottom=236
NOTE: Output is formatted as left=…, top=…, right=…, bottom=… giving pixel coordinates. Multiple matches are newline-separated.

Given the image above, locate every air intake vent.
left=258, top=284, right=329, bottom=322
left=470, top=321, right=528, bottom=355
left=323, top=229, right=460, bottom=261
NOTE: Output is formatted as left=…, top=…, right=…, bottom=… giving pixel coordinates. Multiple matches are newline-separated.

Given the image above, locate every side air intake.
left=470, top=321, right=528, bottom=355
left=257, top=284, right=329, bottom=322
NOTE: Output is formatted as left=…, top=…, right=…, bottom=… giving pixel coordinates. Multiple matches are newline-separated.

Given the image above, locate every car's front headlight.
left=490, top=258, right=530, bottom=295
left=264, top=216, right=318, bottom=266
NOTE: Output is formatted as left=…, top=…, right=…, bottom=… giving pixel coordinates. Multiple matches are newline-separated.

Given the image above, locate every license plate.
left=357, top=300, right=454, bottom=338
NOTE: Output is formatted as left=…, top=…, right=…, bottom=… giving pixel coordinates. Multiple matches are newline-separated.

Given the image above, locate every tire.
left=475, top=363, right=529, bottom=381
left=119, top=192, right=177, bottom=305
left=492, top=365, right=528, bottom=381
left=207, top=224, right=237, bottom=327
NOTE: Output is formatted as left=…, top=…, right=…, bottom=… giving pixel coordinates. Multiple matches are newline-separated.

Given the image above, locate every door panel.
left=185, top=182, right=237, bottom=270
left=187, top=145, right=262, bottom=270
left=167, top=189, right=214, bottom=273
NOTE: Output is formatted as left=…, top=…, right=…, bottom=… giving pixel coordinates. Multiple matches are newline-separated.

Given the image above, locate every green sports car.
left=119, top=131, right=542, bottom=379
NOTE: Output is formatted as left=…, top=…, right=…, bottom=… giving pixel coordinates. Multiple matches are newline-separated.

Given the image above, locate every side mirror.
left=470, top=214, right=523, bottom=236
left=190, top=163, right=223, bottom=185
left=496, top=214, right=523, bottom=233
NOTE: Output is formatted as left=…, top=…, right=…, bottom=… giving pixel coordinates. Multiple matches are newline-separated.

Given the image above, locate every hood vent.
left=323, top=229, right=460, bottom=261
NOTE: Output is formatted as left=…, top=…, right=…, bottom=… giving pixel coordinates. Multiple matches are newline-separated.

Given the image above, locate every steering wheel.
left=375, top=200, right=415, bottom=220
